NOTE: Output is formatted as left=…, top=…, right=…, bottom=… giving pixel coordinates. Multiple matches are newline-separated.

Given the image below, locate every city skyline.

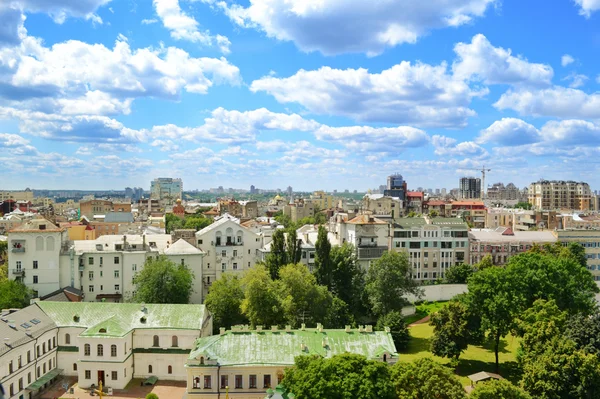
left=1, top=1, right=600, bottom=190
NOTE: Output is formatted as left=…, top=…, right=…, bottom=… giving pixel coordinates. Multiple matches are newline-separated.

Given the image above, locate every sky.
left=1, top=0, right=600, bottom=192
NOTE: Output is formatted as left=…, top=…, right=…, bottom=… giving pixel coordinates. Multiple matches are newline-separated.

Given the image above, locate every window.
left=222, top=263, right=226, bottom=271
left=168, top=365, right=172, bottom=374
left=233, top=250, right=238, bottom=257
left=85, top=370, right=91, bottom=379
left=115, top=285, right=120, bottom=291
left=9, top=384, right=13, bottom=397
left=33, top=275, right=38, bottom=284
left=9, top=360, right=13, bottom=374
left=111, top=344, right=117, bottom=357
left=100, top=285, right=103, bottom=291
left=194, top=377, right=201, bottom=389
left=172, top=336, right=178, bottom=347
left=52, top=337, right=56, bottom=348
left=28, top=372, right=31, bottom=384
left=233, top=263, right=238, bottom=270
left=235, top=375, right=243, bottom=389
left=249, top=374, right=257, bottom=389
left=221, top=375, right=228, bottom=389
left=181, top=259, right=185, bottom=266
left=73, top=363, right=77, bottom=371
left=88, top=257, right=94, bottom=265
left=89, top=285, right=94, bottom=292
left=114, top=256, right=120, bottom=264
left=114, top=270, right=120, bottom=278
left=153, top=335, right=159, bottom=347
left=27, top=350, right=31, bottom=363
left=204, top=375, right=211, bottom=389
left=42, top=343, right=46, bottom=353
left=100, top=257, right=103, bottom=265
left=148, top=365, right=152, bottom=373
left=33, top=260, right=38, bottom=269
left=65, top=333, right=71, bottom=345
left=112, top=371, right=118, bottom=380
left=198, top=239, right=203, bottom=245
left=97, top=344, right=103, bottom=356
left=221, top=250, right=226, bottom=257
left=264, top=375, right=271, bottom=388
left=43, top=363, right=46, bottom=373
left=132, top=264, right=137, bottom=271
left=89, top=271, right=94, bottom=280
left=16, top=260, right=22, bottom=270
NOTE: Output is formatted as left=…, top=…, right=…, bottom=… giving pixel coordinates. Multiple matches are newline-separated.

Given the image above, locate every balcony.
left=216, top=241, right=243, bottom=247
left=78, top=265, right=84, bottom=271
left=357, top=241, right=379, bottom=248
left=357, top=246, right=387, bottom=260
left=11, top=247, right=25, bottom=253
left=12, top=269, right=25, bottom=276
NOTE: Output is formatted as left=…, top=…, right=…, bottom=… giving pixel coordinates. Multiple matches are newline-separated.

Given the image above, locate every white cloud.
left=142, top=18, right=158, bottom=24
left=431, top=135, right=487, bottom=157
left=251, top=62, right=482, bottom=127
left=9, top=0, right=112, bottom=24
left=562, top=72, right=588, bottom=88
left=316, top=125, right=429, bottom=152
left=0, top=4, right=26, bottom=46
left=574, top=0, right=600, bottom=18
left=452, top=34, right=553, bottom=86
left=494, top=86, right=600, bottom=118
left=561, top=54, right=575, bottom=67
left=153, top=0, right=231, bottom=54
left=478, top=118, right=541, bottom=145
left=539, top=119, right=600, bottom=145
left=215, top=0, right=496, bottom=56
left=150, top=139, right=180, bottom=152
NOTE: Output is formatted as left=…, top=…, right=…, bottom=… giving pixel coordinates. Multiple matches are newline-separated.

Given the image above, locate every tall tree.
left=240, top=264, right=284, bottom=327
left=131, top=256, right=194, bottom=303
left=329, top=243, right=368, bottom=319
left=376, top=310, right=410, bottom=351
left=266, top=229, right=287, bottom=280
left=444, top=263, right=475, bottom=284
left=0, top=280, right=34, bottom=309
left=204, top=273, right=247, bottom=334
left=391, top=358, right=467, bottom=399
left=365, top=251, right=421, bottom=316
left=470, top=379, right=531, bottom=399
left=430, top=299, right=479, bottom=360
left=565, top=310, right=600, bottom=356
left=285, top=229, right=302, bottom=265
left=314, top=225, right=332, bottom=289
left=283, top=353, right=396, bottom=399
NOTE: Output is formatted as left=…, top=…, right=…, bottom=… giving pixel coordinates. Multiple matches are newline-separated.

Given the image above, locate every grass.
left=404, top=301, right=448, bottom=325
left=401, top=323, right=521, bottom=386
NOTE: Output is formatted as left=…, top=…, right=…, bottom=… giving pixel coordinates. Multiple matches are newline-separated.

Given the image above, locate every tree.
left=428, top=210, right=439, bottom=218
left=165, top=213, right=184, bottom=233
left=325, top=296, right=354, bottom=329
left=146, top=394, right=159, bottom=399
left=283, top=353, right=396, bottom=399
left=467, top=267, right=520, bottom=372
left=376, top=310, right=410, bottom=350
left=314, top=225, right=332, bottom=289
left=365, top=251, right=421, bottom=316
left=265, top=229, right=287, bottom=280
left=285, top=229, right=302, bottom=265
left=391, top=358, right=466, bottom=399
left=521, top=337, right=600, bottom=399
left=276, top=263, right=332, bottom=327
left=514, top=202, right=532, bottom=210
left=183, top=216, right=212, bottom=231
left=204, top=273, right=247, bottom=334
left=565, top=310, right=600, bottom=356
left=329, top=243, right=368, bottom=320
left=444, top=263, right=475, bottom=284
left=0, top=280, right=35, bottom=309
left=474, top=254, right=494, bottom=270
left=430, top=299, right=478, bottom=360
left=470, top=379, right=531, bottom=399
left=131, top=256, right=194, bottom=304
left=241, top=265, right=284, bottom=327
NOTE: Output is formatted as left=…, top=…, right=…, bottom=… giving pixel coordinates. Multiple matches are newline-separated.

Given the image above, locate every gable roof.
left=164, top=238, right=204, bottom=255
left=36, top=302, right=206, bottom=338
left=189, top=328, right=398, bottom=366
left=0, top=305, right=57, bottom=356
left=346, top=215, right=388, bottom=225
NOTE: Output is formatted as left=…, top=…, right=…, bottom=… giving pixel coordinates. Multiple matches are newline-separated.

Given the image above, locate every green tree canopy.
left=131, top=256, right=194, bottom=304
left=285, top=229, right=302, bottom=265
left=0, top=279, right=35, bottom=309
left=376, top=310, right=410, bottom=351
left=444, top=263, right=475, bottom=284
left=565, top=310, right=600, bottom=356
left=470, top=379, right=531, bottom=399
left=391, top=358, right=466, bottom=399
left=265, top=229, right=287, bottom=280
left=183, top=216, right=212, bottom=231
left=283, top=353, right=396, bottom=399
left=204, top=273, right=247, bottom=334
left=329, top=243, right=368, bottom=321
left=365, top=251, right=421, bottom=316
left=240, top=264, right=284, bottom=327
left=314, top=225, right=333, bottom=290
left=430, top=299, right=480, bottom=360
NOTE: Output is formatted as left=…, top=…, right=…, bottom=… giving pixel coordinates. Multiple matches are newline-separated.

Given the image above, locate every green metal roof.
left=36, top=302, right=206, bottom=338
left=393, top=217, right=428, bottom=228
left=27, top=368, right=63, bottom=391
left=429, top=217, right=469, bottom=228
left=189, top=328, right=398, bottom=366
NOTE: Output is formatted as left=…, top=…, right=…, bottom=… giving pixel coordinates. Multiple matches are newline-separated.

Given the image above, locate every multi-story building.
left=528, top=180, right=592, bottom=211
left=308, top=191, right=335, bottom=210
left=459, top=177, right=481, bottom=200
left=390, top=217, right=469, bottom=281
left=422, top=200, right=452, bottom=217
left=185, top=325, right=398, bottom=399
left=383, top=174, right=407, bottom=202
left=283, top=199, right=315, bottom=222
left=79, top=200, right=132, bottom=220
left=553, top=229, right=600, bottom=281
left=0, top=302, right=211, bottom=398
left=0, top=189, right=34, bottom=202
left=362, top=194, right=403, bottom=218
left=469, top=227, right=557, bottom=265
left=485, top=208, right=559, bottom=231
left=150, top=178, right=183, bottom=207
left=450, top=201, right=486, bottom=228
left=406, top=191, right=424, bottom=214
left=486, top=182, right=521, bottom=201
left=195, top=214, right=263, bottom=298
left=337, top=215, right=389, bottom=269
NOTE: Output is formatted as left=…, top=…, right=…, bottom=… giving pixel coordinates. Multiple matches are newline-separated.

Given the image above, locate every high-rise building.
left=528, top=180, right=592, bottom=211
left=384, top=174, right=407, bottom=201
left=150, top=178, right=183, bottom=206
left=487, top=182, right=521, bottom=201
left=287, top=186, right=293, bottom=196
left=459, top=177, right=481, bottom=199
left=250, top=185, right=256, bottom=194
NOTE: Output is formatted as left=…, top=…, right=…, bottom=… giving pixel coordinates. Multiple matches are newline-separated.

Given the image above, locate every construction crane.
left=465, top=166, right=491, bottom=200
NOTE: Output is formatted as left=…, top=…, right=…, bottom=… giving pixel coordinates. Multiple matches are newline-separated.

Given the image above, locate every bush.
left=146, top=393, right=159, bottom=399
left=376, top=311, right=410, bottom=350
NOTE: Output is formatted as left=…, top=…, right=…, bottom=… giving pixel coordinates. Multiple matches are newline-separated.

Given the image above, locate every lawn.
left=404, top=301, right=448, bottom=325
left=401, top=320, right=521, bottom=386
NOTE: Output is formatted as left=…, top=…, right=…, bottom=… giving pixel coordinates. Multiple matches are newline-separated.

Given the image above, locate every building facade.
left=150, top=178, right=183, bottom=207
left=459, top=177, right=481, bottom=200
left=362, top=194, right=403, bottom=217
left=283, top=199, right=315, bottom=222
left=383, top=174, right=407, bottom=201
left=528, top=180, right=592, bottom=211
left=79, top=200, right=132, bottom=220
left=554, top=229, right=600, bottom=281
left=469, top=228, right=557, bottom=265
left=486, top=182, right=521, bottom=201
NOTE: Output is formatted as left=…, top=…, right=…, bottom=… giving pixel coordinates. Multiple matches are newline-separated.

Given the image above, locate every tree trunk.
left=494, top=333, right=500, bottom=373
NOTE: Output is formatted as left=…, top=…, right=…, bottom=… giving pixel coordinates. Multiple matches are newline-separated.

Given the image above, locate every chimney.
left=219, top=327, right=226, bottom=335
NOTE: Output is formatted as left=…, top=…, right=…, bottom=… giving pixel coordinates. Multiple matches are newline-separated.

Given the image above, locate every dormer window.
left=99, top=328, right=107, bottom=333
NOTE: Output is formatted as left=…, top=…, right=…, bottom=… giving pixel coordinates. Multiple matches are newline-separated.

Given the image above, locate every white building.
left=335, top=215, right=389, bottom=270
left=0, top=302, right=211, bottom=399
left=195, top=214, right=264, bottom=298
left=150, top=178, right=183, bottom=207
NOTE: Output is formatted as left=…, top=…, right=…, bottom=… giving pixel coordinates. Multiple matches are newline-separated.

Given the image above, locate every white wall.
left=405, top=284, right=468, bottom=303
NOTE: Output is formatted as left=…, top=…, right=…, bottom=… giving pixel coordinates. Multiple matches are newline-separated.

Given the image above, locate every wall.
left=405, top=284, right=468, bottom=303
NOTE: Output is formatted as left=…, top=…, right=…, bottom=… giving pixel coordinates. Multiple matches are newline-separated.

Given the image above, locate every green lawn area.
left=401, top=322, right=521, bottom=386
left=404, top=301, right=448, bottom=325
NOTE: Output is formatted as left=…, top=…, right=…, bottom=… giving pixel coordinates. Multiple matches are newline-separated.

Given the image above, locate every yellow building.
left=309, top=191, right=334, bottom=210
left=0, top=190, right=34, bottom=202
left=60, top=222, right=97, bottom=240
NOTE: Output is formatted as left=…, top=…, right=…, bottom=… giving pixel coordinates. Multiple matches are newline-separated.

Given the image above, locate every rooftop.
left=189, top=327, right=397, bottom=366
left=164, top=238, right=204, bottom=255
left=0, top=305, right=57, bottom=356
left=9, top=218, right=63, bottom=233
left=393, top=217, right=428, bottom=228
left=346, top=215, right=388, bottom=225
left=469, top=228, right=557, bottom=242
left=104, top=212, right=135, bottom=223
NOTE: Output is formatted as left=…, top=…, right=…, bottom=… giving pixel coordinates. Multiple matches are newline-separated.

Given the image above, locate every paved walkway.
left=408, top=315, right=431, bottom=327
left=40, top=377, right=187, bottom=399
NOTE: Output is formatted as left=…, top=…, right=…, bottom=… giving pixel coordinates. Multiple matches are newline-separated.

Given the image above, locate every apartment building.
left=486, top=182, right=521, bottom=201
left=486, top=208, right=558, bottom=231
left=450, top=201, right=486, bottom=228
left=308, top=191, right=335, bottom=210
left=554, top=229, right=600, bottom=281
left=362, top=194, right=403, bottom=217
left=469, top=227, right=557, bottom=265
left=390, top=217, right=469, bottom=281
left=195, top=214, right=263, bottom=298
left=333, top=215, right=389, bottom=270
left=0, top=189, right=34, bottom=202
left=0, top=302, right=211, bottom=398
left=283, top=199, right=315, bottom=222
left=150, top=178, right=183, bottom=207
left=459, top=177, right=481, bottom=200
left=528, top=180, right=592, bottom=211
left=79, top=200, right=132, bottom=220
left=185, top=325, right=397, bottom=399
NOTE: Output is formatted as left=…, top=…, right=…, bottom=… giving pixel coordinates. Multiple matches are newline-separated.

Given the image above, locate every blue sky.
left=1, top=0, right=600, bottom=192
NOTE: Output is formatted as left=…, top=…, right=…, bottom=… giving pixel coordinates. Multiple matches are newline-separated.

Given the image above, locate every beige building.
left=308, top=191, right=334, bottom=210
left=335, top=215, right=389, bottom=270
left=469, top=227, right=557, bottom=265
left=362, top=194, right=403, bottom=218
left=283, top=199, right=315, bottom=222
left=528, top=180, right=592, bottom=211
left=79, top=200, right=132, bottom=220
left=486, top=208, right=559, bottom=231
left=390, top=217, right=469, bottom=281
left=553, top=229, right=600, bottom=281
left=0, top=189, right=34, bottom=202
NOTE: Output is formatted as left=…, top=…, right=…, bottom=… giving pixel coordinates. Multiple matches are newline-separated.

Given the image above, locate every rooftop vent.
left=140, top=316, right=147, bottom=323
left=73, top=315, right=80, bottom=322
